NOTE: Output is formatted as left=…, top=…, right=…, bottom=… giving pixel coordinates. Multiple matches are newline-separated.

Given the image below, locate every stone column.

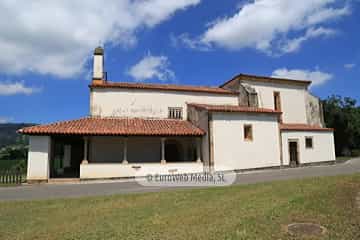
left=196, top=138, right=202, bottom=163
left=122, top=137, right=128, bottom=164
left=82, top=137, right=89, bottom=164
left=161, top=137, right=166, bottom=164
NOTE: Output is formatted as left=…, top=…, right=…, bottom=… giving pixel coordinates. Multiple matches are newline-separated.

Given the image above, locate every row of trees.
left=322, top=95, right=360, bottom=156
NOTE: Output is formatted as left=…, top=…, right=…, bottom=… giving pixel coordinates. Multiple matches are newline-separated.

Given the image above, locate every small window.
left=305, top=137, right=313, bottom=149
left=273, top=91, right=281, bottom=111
left=168, top=107, right=183, bottom=119
left=244, top=124, right=253, bottom=141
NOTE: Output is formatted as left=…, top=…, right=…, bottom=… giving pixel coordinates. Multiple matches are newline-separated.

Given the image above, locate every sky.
left=0, top=0, right=359, bottom=124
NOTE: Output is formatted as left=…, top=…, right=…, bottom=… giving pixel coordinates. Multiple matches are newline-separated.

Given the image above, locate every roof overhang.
left=280, top=124, right=333, bottom=132
left=187, top=103, right=282, bottom=114
left=18, top=117, right=205, bottom=137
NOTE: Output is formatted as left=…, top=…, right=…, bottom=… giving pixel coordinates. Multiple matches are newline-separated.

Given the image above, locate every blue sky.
left=0, top=0, right=359, bottom=124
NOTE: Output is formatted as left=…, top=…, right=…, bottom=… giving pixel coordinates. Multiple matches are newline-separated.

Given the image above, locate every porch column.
left=196, top=138, right=202, bottom=163
left=82, top=137, right=89, bottom=164
left=161, top=137, right=166, bottom=164
left=122, top=137, right=128, bottom=164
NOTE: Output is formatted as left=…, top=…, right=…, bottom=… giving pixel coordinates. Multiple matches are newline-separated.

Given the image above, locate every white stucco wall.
left=242, top=80, right=308, bottom=124
left=27, top=136, right=51, bottom=181
left=80, top=162, right=204, bottom=179
left=211, top=112, right=281, bottom=171
left=281, top=131, right=336, bottom=165
left=90, top=88, right=238, bottom=119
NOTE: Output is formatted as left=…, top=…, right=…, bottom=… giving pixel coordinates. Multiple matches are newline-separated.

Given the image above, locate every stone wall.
left=305, top=92, right=325, bottom=127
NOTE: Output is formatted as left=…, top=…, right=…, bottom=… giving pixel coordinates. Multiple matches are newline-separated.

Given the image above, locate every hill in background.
left=0, top=123, right=34, bottom=148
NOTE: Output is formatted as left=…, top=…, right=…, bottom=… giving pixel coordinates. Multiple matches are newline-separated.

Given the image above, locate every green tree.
left=322, top=95, right=360, bottom=156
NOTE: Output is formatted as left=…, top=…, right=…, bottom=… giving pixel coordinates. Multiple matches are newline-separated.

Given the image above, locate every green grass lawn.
left=336, top=156, right=351, bottom=163
left=1, top=174, right=360, bottom=240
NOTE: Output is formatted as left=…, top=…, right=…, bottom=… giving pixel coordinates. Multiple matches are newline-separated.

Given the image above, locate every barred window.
left=168, top=107, right=183, bottom=119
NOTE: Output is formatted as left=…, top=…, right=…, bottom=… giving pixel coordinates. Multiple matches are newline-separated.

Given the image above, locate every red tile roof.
left=280, top=123, right=333, bottom=132
left=90, top=81, right=237, bottom=95
left=187, top=103, right=282, bottom=114
left=18, top=117, right=205, bottom=136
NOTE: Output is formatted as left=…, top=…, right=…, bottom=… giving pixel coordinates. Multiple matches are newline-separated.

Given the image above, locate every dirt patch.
left=286, top=223, right=327, bottom=237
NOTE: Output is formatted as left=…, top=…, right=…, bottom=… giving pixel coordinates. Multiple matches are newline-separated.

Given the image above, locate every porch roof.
left=18, top=117, right=205, bottom=136
left=280, top=123, right=333, bottom=132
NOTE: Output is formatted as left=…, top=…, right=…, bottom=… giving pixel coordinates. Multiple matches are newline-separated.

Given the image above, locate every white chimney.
left=93, top=46, right=104, bottom=81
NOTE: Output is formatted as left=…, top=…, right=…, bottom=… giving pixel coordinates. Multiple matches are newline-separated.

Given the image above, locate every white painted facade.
left=27, top=136, right=50, bottom=181
left=91, top=88, right=237, bottom=119
left=212, top=112, right=281, bottom=171
left=241, top=80, right=308, bottom=124
left=281, top=131, right=336, bottom=165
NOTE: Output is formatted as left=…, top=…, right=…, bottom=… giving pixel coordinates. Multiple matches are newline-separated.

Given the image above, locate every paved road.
left=1, top=158, right=360, bottom=201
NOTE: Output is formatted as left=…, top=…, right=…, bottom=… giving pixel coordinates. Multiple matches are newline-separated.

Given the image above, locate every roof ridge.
left=105, top=81, right=223, bottom=89
left=90, top=81, right=238, bottom=95
left=220, top=73, right=312, bottom=88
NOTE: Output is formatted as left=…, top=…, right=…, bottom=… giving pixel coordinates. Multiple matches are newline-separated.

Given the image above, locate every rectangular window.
left=168, top=107, right=183, bottom=119
left=244, top=124, right=253, bottom=141
left=273, top=91, right=281, bottom=111
left=305, top=137, right=313, bottom=149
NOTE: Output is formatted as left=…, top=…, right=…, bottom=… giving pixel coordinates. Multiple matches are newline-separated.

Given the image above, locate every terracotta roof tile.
left=280, top=123, right=333, bottom=132
left=90, top=81, right=237, bottom=95
left=187, top=103, right=282, bottom=114
left=18, top=117, right=205, bottom=136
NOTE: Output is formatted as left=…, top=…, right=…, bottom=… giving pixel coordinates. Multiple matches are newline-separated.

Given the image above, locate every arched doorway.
left=165, top=140, right=181, bottom=162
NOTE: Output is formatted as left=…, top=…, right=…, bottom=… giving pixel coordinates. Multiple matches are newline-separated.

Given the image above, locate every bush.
left=351, top=149, right=360, bottom=157
left=0, top=159, right=25, bottom=171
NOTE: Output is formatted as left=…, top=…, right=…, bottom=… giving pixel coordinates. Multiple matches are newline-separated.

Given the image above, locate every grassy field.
left=0, top=174, right=360, bottom=240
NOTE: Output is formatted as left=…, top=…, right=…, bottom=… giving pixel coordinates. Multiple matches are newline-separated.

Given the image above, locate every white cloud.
left=127, top=54, right=175, bottom=81
left=0, top=0, right=200, bottom=78
left=0, top=82, right=41, bottom=96
left=0, top=117, right=12, bottom=124
left=177, top=0, right=349, bottom=54
left=281, top=27, right=336, bottom=53
left=344, top=63, right=356, bottom=69
left=171, top=33, right=210, bottom=51
left=272, top=68, right=333, bottom=87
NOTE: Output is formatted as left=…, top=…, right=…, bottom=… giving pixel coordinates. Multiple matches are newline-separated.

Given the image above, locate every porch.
left=20, top=117, right=206, bottom=181
left=51, top=136, right=203, bottom=179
